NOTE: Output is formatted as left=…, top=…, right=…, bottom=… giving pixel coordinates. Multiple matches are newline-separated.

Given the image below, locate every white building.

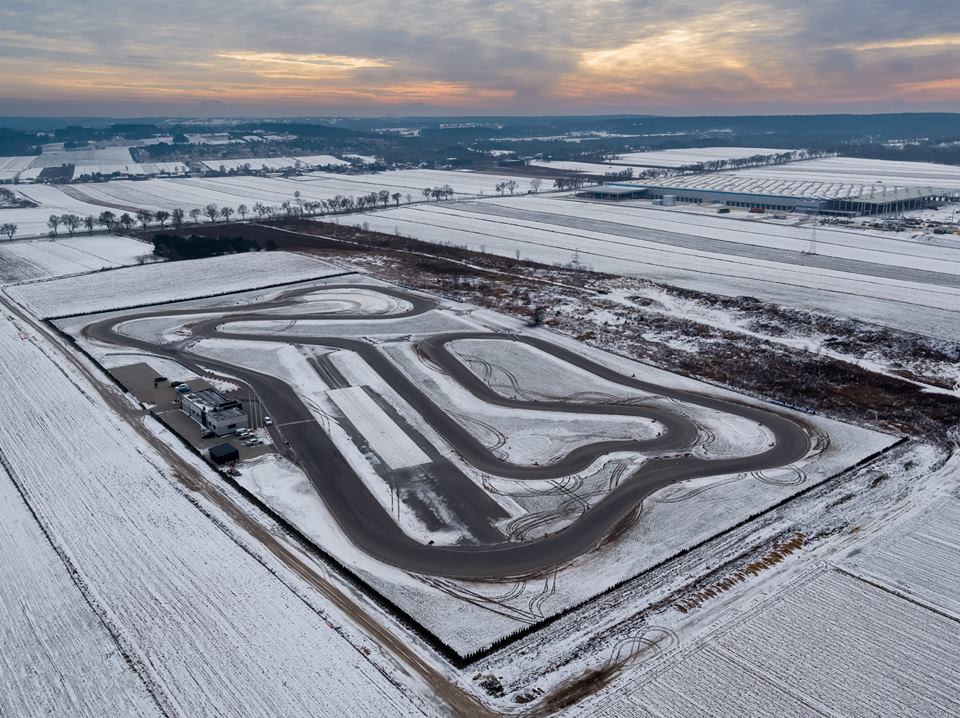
left=181, top=388, right=249, bottom=436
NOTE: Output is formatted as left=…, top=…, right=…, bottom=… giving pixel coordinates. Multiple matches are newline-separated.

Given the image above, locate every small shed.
left=208, top=442, right=239, bottom=465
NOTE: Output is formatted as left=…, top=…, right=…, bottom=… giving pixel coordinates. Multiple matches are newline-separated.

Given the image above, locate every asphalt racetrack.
left=84, top=283, right=813, bottom=579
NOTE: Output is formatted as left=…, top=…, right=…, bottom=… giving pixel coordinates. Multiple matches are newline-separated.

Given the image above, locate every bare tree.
left=171, top=208, right=185, bottom=228
left=505, top=180, right=518, bottom=195
left=47, top=214, right=61, bottom=236
left=422, top=188, right=431, bottom=201
left=83, top=215, right=95, bottom=234
left=61, top=213, right=81, bottom=236
left=118, top=213, right=134, bottom=232
left=530, top=178, right=542, bottom=193
left=0, top=222, right=16, bottom=240
left=135, top=210, right=153, bottom=229
left=97, top=211, right=116, bottom=231
left=189, top=208, right=202, bottom=224
left=204, top=204, right=219, bottom=223
left=378, top=189, right=390, bottom=207
left=237, top=204, right=248, bottom=221
left=405, top=193, right=412, bottom=204
left=391, top=192, right=402, bottom=206
left=155, top=210, right=170, bottom=227
left=220, top=206, right=235, bottom=222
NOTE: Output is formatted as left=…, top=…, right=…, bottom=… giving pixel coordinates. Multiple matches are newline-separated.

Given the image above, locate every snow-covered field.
left=0, top=235, right=150, bottom=285
left=2, top=169, right=552, bottom=238
left=0, top=149, right=355, bottom=182
left=0, top=154, right=35, bottom=181
left=609, top=146, right=793, bottom=168
left=27, top=145, right=137, bottom=169
left=341, top=195, right=960, bottom=338
left=0, top=463, right=160, bottom=718
left=2, top=183, right=120, bottom=237
left=0, top=313, right=426, bottom=717
left=7, top=251, right=342, bottom=317
left=574, top=568, right=960, bottom=717
left=200, top=155, right=349, bottom=171
left=528, top=160, right=648, bottom=174
left=841, top=493, right=960, bottom=619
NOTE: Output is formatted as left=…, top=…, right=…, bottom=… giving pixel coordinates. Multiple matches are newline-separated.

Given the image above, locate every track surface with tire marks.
left=84, top=284, right=813, bottom=579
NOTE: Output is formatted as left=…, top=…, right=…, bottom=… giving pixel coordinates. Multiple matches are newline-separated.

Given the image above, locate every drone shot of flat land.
left=4, top=4, right=960, bottom=714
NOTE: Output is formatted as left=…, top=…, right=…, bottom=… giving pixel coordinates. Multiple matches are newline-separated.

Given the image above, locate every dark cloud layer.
left=2, top=0, right=959, bottom=115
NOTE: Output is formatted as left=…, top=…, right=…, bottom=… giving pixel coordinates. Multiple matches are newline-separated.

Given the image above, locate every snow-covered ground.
left=0, top=235, right=150, bottom=285
left=2, top=170, right=553, bottom=239
left=200, top=155, right=349, bottom=171
left=27, top=145, right=137, bottom=169
left=609, top=146, right=794, bottom=168
left=7, top=251, right=343, bottom=317
left=528, top=160, right=649, bottom=174
left=841, top=491, right=960, bottom=620
left=572, top=568, right=960, bottom=717
left=340, top=195, right=960, bottom=338
left=0, top=154, right=36, bottom=181
left=65, top=275, right=894, bottom=654
left=0, top=463, right=161, bottom=718
left=2, top=184, right=123, bottom=237
left=0, top=312, right=427, bottom=717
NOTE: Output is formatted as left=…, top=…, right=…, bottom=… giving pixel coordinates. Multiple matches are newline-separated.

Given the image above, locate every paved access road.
left=84, top=283, right=812, bottom=579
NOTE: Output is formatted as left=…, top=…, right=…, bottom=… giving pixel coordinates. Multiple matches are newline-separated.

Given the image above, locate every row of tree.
left=3, top=178, right=588, bottom=240
left=551, top=177, right=591, bottom=191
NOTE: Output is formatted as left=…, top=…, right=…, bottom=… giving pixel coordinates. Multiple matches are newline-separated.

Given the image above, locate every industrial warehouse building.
left=593, top=173, right=959, bottom=216
left=181, top=387, right=249, bottom=436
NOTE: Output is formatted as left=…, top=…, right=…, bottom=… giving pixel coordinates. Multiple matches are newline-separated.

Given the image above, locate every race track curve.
left=83, top=283, right=813, bottom=579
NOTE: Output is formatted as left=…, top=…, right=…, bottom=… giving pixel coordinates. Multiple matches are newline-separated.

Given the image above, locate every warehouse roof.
left=609, top=173, right=957, bottom=203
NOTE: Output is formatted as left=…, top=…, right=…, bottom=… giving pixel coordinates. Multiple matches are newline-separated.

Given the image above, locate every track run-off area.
left=83, top=283, right=814, bottom=579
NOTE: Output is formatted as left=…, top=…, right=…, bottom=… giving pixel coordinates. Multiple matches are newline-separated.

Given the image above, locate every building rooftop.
left=184, top=388, right=240, bottom=413
left=609, top=173, right=958, bottom=203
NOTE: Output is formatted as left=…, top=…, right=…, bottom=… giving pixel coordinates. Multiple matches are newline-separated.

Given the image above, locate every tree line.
left=151, top=233, right=271, bottom=261
left=2, top=177, right=586, bottom=242
left=30, top=185, right=465, bottom=240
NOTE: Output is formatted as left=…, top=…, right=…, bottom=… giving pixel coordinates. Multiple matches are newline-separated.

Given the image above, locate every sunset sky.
left=3, top=0, right=960, bottom=116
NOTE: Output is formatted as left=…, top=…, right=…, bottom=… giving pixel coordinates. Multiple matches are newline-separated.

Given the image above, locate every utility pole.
left=807, top=222, right=818, bottom=256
